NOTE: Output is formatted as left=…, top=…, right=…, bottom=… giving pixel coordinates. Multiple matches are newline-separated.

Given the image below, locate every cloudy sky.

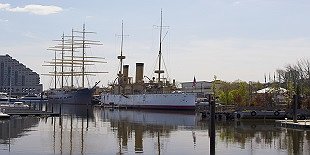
left=0, top=0, right=310, bottom=89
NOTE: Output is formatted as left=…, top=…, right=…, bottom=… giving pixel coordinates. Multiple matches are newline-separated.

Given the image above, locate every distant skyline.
left=1, top=0, right=310, bottom=90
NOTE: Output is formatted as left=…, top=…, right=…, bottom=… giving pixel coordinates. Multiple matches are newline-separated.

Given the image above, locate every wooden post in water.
left=209, top=94, right=215, bottom=155
left=8, top=120, right=11, bottom=152
left=293, top=94, right=297, bottom=123
left=45, top=100, right=48, bottom=112
left=59, top=101, right=62, bottom=126
left=86, top=100, right=89, bottom=130
left=59, top=101, right=62, bottom=116
left=52, top=102, right=54, bottom=113
left=86, top=106, right=89, bottom=130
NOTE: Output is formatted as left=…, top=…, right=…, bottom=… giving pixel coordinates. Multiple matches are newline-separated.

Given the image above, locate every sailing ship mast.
left=44, top=33, right=72, bottom=89
left=54, top=50, right=57, bottom=89
left=70, top=29, right=74, bottom=87
left=74, top=24, right=105, bottom=87
left=61, top=33, right=65, bottom=88
left=43, top=24, right=107, bottom=89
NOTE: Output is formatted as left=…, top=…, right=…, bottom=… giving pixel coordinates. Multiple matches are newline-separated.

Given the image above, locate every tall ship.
left=44, top=24, right=106, bottom=104
left=100, top=12, right=196, bottom=110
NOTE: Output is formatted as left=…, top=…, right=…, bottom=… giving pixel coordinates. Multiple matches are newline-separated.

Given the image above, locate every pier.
left=276, top=119, right=310, bottom=129
left=5, top=110, right=60, bottom=117
left=1, top=103, right=60, bottom=117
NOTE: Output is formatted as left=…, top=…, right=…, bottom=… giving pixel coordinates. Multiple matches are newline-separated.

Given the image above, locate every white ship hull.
left=101, top=93, right=196, bottom=110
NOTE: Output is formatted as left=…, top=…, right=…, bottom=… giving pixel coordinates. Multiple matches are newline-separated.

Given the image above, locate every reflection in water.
left=0, top=117, right=39, bottom=144
left=218, top=120, right=310, bottom=155
left=0, top=106, right=309, bottom=155
left=51, top=103, right=94, bottom=118
left=101, top=109, right=199, bottom=154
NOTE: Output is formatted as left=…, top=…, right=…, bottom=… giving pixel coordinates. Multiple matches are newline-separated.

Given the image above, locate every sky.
left=0, top=0, right=310, bottom=90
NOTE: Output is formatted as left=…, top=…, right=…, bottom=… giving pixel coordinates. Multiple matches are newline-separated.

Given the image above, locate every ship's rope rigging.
left=149, top=55, right=159, bottom=80
left=149, top=27, right=171, bottom=83
left=43, top=24, right=106, bottom=89
left=48, top=77, right=53, bottom=89
left=149, top=53, right=170, bottom=82
left=161, top=55, right=170, bottom=81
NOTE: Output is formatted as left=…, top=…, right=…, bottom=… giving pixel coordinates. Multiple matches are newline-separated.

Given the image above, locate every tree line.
left=213, top=59, right=310, bottom=109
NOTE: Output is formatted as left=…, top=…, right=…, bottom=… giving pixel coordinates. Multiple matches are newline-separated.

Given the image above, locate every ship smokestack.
left=135, top=63, right=144, bottom=83
left=123, top=65, right=129, bottom=84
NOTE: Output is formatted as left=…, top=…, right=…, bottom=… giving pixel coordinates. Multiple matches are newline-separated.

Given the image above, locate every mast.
left=158, top=10, right=163, bottom=82
left=116, top=21, right=127, bottom=94
left=73, top=24, right=106, bottom=88
left=82, top=24, right=85, bottom=88
left=71, top=28, right=74, bottom=87
left=43, top=25, right=106, bottom=89
left=155, top=9, right=165, bottom=83
left=45, top=35, right=72, bottom=89
left=61, top=33, right=64, bottom=88
left=118, top=20, right=126, bottom=74
left=54, top=50, right=57, bottom=89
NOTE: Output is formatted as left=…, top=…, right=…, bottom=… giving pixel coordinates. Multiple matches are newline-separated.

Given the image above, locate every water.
left=0, top=105, right=309, bottom=155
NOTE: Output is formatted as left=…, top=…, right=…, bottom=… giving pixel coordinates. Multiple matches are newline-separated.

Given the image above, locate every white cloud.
left=0, top=3, right=62, bottom=15
left=0, top=3, right=10, bottom=9
left=233, top=1, right=241, bottom=6
left=0, top=18, right=8, bottom=22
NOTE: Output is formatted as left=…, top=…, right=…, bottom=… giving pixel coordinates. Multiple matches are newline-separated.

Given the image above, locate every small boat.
left=0, top=111, right=10, bottom=118
left=18, top=94, right=47, bottom=102
left=0, top=92, right=16, bottom=104
left=91, top=95, right=101, bottom=104
left=0, top=101, right=29, bottom=110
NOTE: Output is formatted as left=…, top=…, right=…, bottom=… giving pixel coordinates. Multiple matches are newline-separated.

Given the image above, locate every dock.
left=3, top=108, right=60, bottom=117
left=276, top=120, right=310, bottom=129
left=6, top=111, right=60, bottom=117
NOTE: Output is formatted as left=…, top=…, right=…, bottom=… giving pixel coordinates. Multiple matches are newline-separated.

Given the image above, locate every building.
left=0, top=54, right=42, bottom=95
left=181, top=81, right=214, bottom=97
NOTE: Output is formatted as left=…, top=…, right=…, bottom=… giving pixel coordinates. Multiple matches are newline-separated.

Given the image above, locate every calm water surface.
left=0, top=105, right=309, bottom=155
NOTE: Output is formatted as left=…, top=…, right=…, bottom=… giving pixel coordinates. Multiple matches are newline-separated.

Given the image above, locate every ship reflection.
left=0, top=107, right=309, bottom=155
left=100, top=109, right=310, bottom=155
left=49, top=102, right=94, bottom=119
left=99, top=109, right=201, bottom=154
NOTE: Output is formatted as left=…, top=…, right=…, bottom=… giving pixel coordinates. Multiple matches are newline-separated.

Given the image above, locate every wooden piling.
left=209, top=95, right=215, bottom=155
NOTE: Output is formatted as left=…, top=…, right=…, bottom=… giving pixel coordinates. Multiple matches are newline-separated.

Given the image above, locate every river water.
left=0, top=105, right=309, bottom=155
